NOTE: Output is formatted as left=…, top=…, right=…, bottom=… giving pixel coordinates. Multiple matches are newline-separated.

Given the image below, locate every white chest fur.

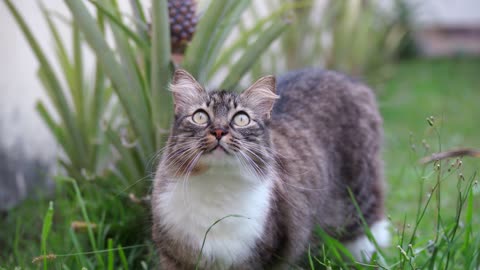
left=154, top=156, right=273, bottom=267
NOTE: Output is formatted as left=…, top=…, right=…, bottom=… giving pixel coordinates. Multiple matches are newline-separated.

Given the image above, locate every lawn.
left=1, top=57, right=479, bottom=269
left=378, top=57, right=480, bottom=237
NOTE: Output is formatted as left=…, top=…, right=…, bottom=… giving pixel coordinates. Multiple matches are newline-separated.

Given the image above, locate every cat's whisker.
left=158, top=138, right=205, bottom=153
left=241, top=141, right=315, bottom=179
left=149, top=139, right=198, bottom=156
left=239, top=142, right=276, bottom=161
left=234, top=155, right=270, bottom=194
left=163, top=144, right=197, bottom=163
left=165, top=148, right=201, bottom=207
left=181, top=151, right=204, bottom=207
left=161, top=145, right=202, bottom=207
left=236, top=152, right=303, bottom=211
left=167, top=147, right=200, bottom=176
left=178, top=151, right=199, bottom=206
left=238, top=149, right=315, bottom=210
left=241, top=142, right=327, bottom=191
left=237, top=150, right=268, bottom=181
left=162, top=141, right=201, bottom=163
left=235, top=152, right=259, bottom=181
left=237, top=144, right=271, bottom=174
left=115, top=172, right=156, bottom=196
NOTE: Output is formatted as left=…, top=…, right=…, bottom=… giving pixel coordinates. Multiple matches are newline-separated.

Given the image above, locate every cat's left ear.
left=241, top=75, right=279, bottom=119
left=170, top=69, right=207, bottom=114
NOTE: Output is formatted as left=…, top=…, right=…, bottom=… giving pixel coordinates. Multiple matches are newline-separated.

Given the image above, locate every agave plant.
left=4, top=0, right=291, bottom=191
left=245, top=0, right=408, bottom=79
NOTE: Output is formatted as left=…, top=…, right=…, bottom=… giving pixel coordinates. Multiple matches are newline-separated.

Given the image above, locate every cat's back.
left=272, top=68, right=382, bottom=145
left=273, top=68, right=379, bottom=122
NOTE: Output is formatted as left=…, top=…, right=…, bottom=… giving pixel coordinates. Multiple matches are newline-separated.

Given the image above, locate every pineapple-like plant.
left=168, top=0, right=198, bottom=54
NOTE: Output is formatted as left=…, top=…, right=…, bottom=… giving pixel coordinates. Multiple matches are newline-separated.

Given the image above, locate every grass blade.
left=72, top=22, right=87, bottom=134
left=35, top=101, right=77, bottom=164
left=220, top=20, right=289, bottom=90
left=200, top=0, right=251, bottom=82
left=183, top=0, right=230, bottom=80
left=107, top=0, right=149, bottom=124
left=87, top=0, right=149, bottom=48
left=36, top=67, right=88, bottom=170
left=56, top=176, right=105, bottom=267
left=68, top=228, right=92, bottom=269
left=107, top=238, right=114, bottom=270
left=40, top=5, right=74, bottom=92
left=105, top=124, right=142, bottom=183
left=346, top=188, right=387, bottom=262
left=41, top=201, right=54, bottom=270
left=87, top=7, right=107, bottom=172
left=129, top=0, right=148, bottom=41
left=307, top=245, right=315, bottom=270
left=150, top=0, right=173, bottom=149
left=64, top=0, right=154, bottom=154
left=195, top=215, right=248, bottom=270
left=117, top=244, right=129, bottom=270
left=208, top=1, right=299, bottom=78
left=5, top=0, right=88, bottom=167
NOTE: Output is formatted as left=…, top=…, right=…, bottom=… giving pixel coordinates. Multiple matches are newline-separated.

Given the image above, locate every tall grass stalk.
left=41, top=202, right=54, bottom=270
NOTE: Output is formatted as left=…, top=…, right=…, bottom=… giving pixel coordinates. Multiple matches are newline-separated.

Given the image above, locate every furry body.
left=152, top=69, right=387, bottom=269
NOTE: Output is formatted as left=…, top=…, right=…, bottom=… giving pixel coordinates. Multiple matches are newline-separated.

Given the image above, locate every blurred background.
left=1, top=0, right=479, bottom=268
left=2, top=0, right=479, bottom=210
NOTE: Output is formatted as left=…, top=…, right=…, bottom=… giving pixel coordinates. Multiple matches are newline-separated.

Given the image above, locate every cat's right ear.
left=170, top=69, right=206, bottom=113
left=240, top=75, right=279, bottom=119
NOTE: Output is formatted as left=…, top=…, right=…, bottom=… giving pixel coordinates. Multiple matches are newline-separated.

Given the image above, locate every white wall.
left=0, top=0, right=70, bottom=208
left=406, top=0, right=480, bottom=26
left=0, top=0, right=64, bottom=159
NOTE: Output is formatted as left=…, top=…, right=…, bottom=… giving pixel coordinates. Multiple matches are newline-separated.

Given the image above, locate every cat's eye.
left=192, top=110, right=209, bottom=124
left=233, top=112, right=250, bottom=127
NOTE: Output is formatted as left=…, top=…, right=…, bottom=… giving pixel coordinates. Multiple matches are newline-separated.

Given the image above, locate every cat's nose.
left=211, top=128, right=228, bottom=140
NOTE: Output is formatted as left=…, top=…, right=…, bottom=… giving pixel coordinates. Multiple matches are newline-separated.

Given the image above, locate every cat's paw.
left=343, top=219, right=390, bottom=262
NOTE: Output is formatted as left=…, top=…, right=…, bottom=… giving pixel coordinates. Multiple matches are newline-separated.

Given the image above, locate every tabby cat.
left=151, top=68, right=389, bottom=269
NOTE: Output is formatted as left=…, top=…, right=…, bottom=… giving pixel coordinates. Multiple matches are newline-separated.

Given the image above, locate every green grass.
left=378, top=57, right=480, bottom=239
left=1, top=57, right=480, bottom=269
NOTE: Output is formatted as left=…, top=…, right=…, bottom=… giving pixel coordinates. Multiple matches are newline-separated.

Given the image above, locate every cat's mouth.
left=207, top=143, right=231, bottom=155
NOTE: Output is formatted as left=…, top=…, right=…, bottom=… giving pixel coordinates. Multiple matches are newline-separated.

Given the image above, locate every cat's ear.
left=241, top=75, right=279, bottom=119
left=170, top=69, right=206, bottom=113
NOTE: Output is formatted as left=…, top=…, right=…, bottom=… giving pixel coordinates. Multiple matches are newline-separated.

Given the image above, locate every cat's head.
left=161, top=69, right=279, bottom=178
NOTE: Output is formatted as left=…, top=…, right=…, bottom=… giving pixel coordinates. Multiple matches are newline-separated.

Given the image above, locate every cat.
left=151, top=68, right=389, bottom=269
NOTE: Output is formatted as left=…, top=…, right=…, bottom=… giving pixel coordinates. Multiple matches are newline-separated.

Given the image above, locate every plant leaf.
left=208, top=2, right=295, bottom=78
left=182, top=0, right=230, bottom=80
left=64, top=0, right=154, bottom=155
left=150, top=0, right=173, bottom=149
left=221, top=19, right=289, bottom=90
left=87, top=0, right=149, bottom=48
left=200, top=0, right=251, bottom=83
left=41, top=201, right=54, bottom=270
left=5, top=0, right=88, bottom=166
